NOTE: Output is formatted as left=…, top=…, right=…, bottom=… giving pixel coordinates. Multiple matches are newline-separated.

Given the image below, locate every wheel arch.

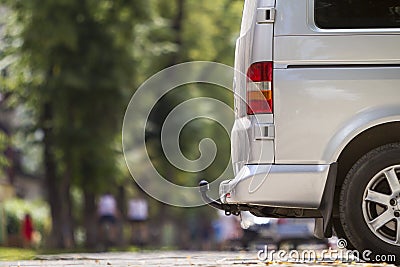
left=333, top=121, right=400, bottom=216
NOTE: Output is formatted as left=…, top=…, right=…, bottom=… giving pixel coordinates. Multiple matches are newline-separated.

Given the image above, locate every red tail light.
left=246, top=62, right=273, bottom=115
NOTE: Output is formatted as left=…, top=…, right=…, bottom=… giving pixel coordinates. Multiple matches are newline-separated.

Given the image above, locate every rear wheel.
left=340, top=143, right=400, bottom=263
left=332, top=217, right=355, bottom=249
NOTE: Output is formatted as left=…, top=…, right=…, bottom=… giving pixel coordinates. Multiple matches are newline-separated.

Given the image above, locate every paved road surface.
left=0, top=251, right=397, bottom=267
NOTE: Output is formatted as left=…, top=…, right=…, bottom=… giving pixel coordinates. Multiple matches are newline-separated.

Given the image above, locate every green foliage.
left=0, top=247, right=36, bottom=260
left=182, top=0, right=242, bottom=63
left=1, top=0, right=245, bottom=248
left=1, top=0, right=151, bottom=192
left=6, top=213, right=19, bottom=235
left=145, top=0, right=243, bottom=190
left=4, top=198, right=51, bottom=235
left=0, top=132, right=10, bottom=175
left=1, top=0, right=152, bottom=248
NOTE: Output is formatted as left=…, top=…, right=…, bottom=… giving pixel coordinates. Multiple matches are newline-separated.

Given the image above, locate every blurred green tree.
left=1, top=0, right=243, bottom=250
left=1, top=0, right=150, bottom=248
left=142, top=0, right=243, bottom=248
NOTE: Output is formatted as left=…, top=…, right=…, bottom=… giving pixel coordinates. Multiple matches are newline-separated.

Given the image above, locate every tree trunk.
left=171, top=0, right=185, bottom=65
left=42, top=102, right=63, bottom=248
left=60, top=168, right=75, bottom=249
left=42, top=102, right=75, bottom=248
left=83, top=189, right=97, bottom=249
left=117, top=185, right=126, bottom=220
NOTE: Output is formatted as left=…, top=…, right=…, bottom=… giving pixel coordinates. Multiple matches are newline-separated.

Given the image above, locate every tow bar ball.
left=198, top=180, right=241, bottom=216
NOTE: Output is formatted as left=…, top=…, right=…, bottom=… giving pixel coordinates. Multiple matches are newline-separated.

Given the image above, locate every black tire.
left=340, top=143, right=400, bottom=264
left=332, top=217, right=355, bottom=249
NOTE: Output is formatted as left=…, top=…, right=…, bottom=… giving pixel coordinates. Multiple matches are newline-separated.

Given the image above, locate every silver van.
left=200, top=0, right=400, bottom=261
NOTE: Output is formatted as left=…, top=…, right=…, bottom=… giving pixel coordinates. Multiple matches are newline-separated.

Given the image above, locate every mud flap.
left=314, top=163, right=337, bottom=239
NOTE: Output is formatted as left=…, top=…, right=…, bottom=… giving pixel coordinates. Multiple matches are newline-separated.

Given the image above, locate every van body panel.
left=271, top=0, right=400, bottom=164
left=275, top=0, right=400, bottom=37
left=234, top=1, right=275, bottom=119
left=274, top=0, right=310, bottom=36
left=220, top=164, right=329, bottom=209
left=231, top=117, right=275, bottom=174
left=234, top=0, right=257, bottom=119
left=252, top=24, right=274, bottom=64
left=214, top=0, right=400, bottom=250
left=274, top=67, right=400, bottom=164
left=323, top=110, right=400, bottom=163
left=274, top=35, right=400, bottom=68
left=222, top=0, right=400, bottom=212
left=231, top=0, right=276, bottom=173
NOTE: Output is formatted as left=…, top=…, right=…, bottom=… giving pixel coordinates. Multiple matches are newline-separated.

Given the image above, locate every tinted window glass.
left=315, top=0, right=400, bottom=29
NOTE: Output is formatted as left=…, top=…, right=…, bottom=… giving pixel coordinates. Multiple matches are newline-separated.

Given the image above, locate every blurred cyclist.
left=127, top=196, right=149, bottom=247
left=98, top=192, right=119, bottom=246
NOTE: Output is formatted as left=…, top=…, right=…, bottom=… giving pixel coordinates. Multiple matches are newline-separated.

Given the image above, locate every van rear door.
left=231, top=0, right=276, bottom=174
left=234, top=0, right=275, bottom=119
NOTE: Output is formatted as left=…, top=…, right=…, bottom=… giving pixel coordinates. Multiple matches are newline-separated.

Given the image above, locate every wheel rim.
left=362, top=165, right=400, bottom=246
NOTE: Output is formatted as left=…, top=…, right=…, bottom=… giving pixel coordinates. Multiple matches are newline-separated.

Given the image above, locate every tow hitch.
left=198, top=180, right=246, bottom=216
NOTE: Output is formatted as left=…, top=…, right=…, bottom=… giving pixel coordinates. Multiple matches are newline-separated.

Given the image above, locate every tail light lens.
left=246, top=62, right=273, bottom=115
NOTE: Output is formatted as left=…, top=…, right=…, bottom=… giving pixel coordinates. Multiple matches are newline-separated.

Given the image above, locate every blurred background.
left=0, top=0, right=246, bottom=252
left=0, top=0, right=331, bottom=255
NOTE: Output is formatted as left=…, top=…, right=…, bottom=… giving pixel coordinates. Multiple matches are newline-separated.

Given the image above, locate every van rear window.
left=315, top=0, right=400, bottom=29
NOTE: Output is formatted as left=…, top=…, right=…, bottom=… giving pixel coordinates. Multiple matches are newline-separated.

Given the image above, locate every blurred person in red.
left=21, top=213, right=34, bottom=247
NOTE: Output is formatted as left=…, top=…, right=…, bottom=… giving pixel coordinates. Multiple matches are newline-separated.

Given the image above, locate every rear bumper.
left=219, top=164, right=331, bottom=209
